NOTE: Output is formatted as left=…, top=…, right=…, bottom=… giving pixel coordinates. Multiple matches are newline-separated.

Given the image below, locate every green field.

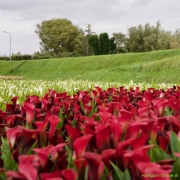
left=1, top=49, right=180, bottom=83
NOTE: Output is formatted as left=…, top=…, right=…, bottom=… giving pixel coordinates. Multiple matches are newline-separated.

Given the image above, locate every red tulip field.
left=0, top=85, right=180, bottom=180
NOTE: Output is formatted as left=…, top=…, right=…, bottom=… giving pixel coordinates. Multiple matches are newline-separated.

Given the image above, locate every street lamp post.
left=3, top=31, right=11, bottom=61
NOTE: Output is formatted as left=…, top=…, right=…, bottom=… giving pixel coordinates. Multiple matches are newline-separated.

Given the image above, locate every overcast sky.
left=0, top=0, right=180, bottom=56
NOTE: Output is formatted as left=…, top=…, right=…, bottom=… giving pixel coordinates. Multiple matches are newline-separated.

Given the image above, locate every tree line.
left=0, top=52, right=51, bottom=61
left=125, top=21, right=180, bottom=52
left=2, top=18, right=180, bottom=60
left=35, top=19, right=117, bottom=57
left=35, top=19, right=180, bottom=57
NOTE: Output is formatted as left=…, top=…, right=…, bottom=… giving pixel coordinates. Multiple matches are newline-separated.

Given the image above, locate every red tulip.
left=61, top=169, right=78, bottom=180
left=40, top=170, right=62, bottom=180
left=48, top=114, right=60, bottom=140
left=74, top=158, right=87, bottom=180
left=6, top=155, right=39, bottom=180
left=152, top=98, right=168, bottom=117
left=6, top=127, right=20, bottom=149
left=95, top=125, right=110, bottom=152
left=23, top=102, right=35, bottom=125
left=65, top=125, right=81, bottom=148
left=84, top=152, right=104, bottom=180
left=74, top=134, right=92, bottom=159
left=102, top=149, right=116, bottom=170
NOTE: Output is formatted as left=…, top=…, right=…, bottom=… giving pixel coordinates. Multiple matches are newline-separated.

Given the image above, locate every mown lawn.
left=0, top=49, right=180, bottom=83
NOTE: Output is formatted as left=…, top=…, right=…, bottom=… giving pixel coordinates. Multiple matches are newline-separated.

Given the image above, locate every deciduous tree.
left=126, top=21, right=172, bottom=52
left=112, top=32, right=126, bottom=53
left=170, top=29, right=180, bottom=49
left=81, top=24, right=94, bottom=56
left=127, top=25, right=144, bottom=52
left=35, top=18, right=83, bottom=55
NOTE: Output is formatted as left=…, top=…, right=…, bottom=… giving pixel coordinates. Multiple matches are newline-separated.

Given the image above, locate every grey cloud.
left=1, top=0, right=127, bottom=35
left=1, top=0, right=127, bottom=23
left=1, top=0, right=180, bottom=56
left=131, top=0, right=154, bottom=8
left=0, top=0, right=68, bottom=11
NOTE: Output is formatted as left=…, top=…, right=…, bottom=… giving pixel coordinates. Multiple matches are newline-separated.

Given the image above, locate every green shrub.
left=11, top=55, right=22, bottom=61
left=0, top=56, right=9, bottom=61
left=11, top=54, right=32, bottom=61
left=53, top=51, right=82, bottom=58
left=21, top=54, right=32, bottom=60
left=33, top=55, right=51, bottom=60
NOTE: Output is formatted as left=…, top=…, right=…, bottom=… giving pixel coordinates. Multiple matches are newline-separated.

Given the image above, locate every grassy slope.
left=1, top=49, right=180, bottom=83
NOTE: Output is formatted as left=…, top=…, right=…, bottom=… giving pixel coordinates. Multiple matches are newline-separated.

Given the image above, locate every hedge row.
left=11, top=54, right=32, bottom=60
left=33, top=55, right=51, bottom=60
left=0, top=56, right=9, bottom=60
left=0, top=51, right=83, bottom=60
left=0, top=54, right=51, bottom=61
